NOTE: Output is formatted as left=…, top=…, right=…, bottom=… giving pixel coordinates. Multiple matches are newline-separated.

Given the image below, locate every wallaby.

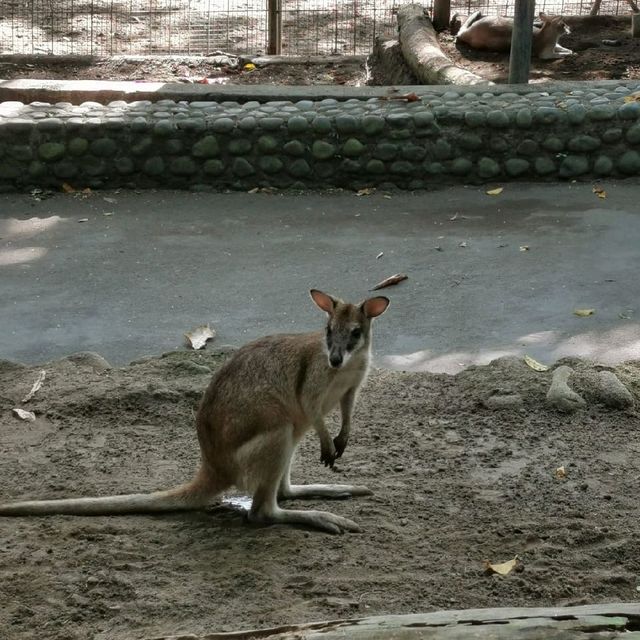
left=455, top=11, right=573, bottom=60
left=0, top=290, right=389, bottom=534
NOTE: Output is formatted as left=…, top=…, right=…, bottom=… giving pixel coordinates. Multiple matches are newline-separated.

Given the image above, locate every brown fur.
left=0, top=290, right=390, bottom=534
left=456, top=11, right=573, bottom=60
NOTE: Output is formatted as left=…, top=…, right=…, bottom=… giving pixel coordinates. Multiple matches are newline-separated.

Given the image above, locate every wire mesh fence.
left=0, top=0, right=634, bottom=57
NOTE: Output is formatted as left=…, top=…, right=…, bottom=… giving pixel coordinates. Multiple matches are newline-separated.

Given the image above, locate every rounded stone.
left=424, top=161, right=444, bottom=175
left=618, top=101, right=640, bottom=120
left=568, top=135, right=600, bottom=152
left=464, top=111, right=486, bottom=127
left=542, top=136, right=564, bottom=152
left=432, top=139, right=453, bottom=160
left=257, top=135, right=279, bottom=154
left=131, top=117, right=150, bottom=132
left=366, top=159, right=386, bottom=174
left=192, top=135, right=220, bottom=158
left=261, top=117, right=284, bottom=131
left=335, top=115, right=358, bottom=134
left=0, top=160, right=22, bottom=179
left=342, top=138, right=366, bottom=157
left=515, top=108, right=533, bottom=128
left=536, top=107, right=562, bottom=124
left=505, top=158, right=530, bottom=177
left=287, top=116, right=309, bottom=134
left=340, top=159, right=361, bottom=173
left=601, top=128, right=622, bottom=144
left=386, top=113, right=411, bottom=128
left=90, top=138, right=118, bottom=157
left=28, top=161, right=47, bottom=177
left=589, top=104, right=615, bottom=121
left=83, top=156, right=107, bottom=176
left=486, top=110, right=510, bottom=128
left=458, top=133, right=483, bottom=150
left=390, top=161, right=414, bottom=175
left=593, top=155, right=613, bottom=176
left=413, top=111, right=434, bottom=127
left=238, top=116, right=257, bottom=131
left=68, top=137, right=89, bottom=156
left=228, top=139, right=253, bottom=155
left=311, top=116, right=332, bottom=134
left=315, top=162, right=335, bottom=178
left=211, top=118, right=235, bottom=133
left=567, top=104, right=587, bottom=125
left=450, top=158, right=473, bottom=176
left=259, top=156, right=284, bottom=174
left=115, top=157, right=135, bottom=174
left=312, top=141, right=335, bottom=160
left=288, top=159, right=311, bottom=177
left=477, top=157, right=501, bottom=178
left=53, top=160, right=78, bottom=179
left=559, top=155, right=590, bottom=178
left=203, top=159, right=225, bottom=176
left=9, top=145, right=33, bottom=161
left=362, top=115, right=385, bottom=136
left=617, top=150, right=640, bottom=175
left=489, top=136, right=509, bottom=153
left=625, top=124, right=640, bottom=145
left=283, top=140, right=306, bottom=156
left=38, top=142, right=66, bottom=162
left=36, top=118, right=64, bottom=132
left=163, top=139, right=183, bottom=155
left=388, top=129, right=412, bottom=141
left=373, top=143, right=398, bottom=161
left=153, top=120, right=176, bottom=137
left=143, top=157, right=165, bottom=176
left=232, top=158, right=255, bottom=177
left=401, top=144, right=426, bottom=161
left=517, top=139, right=538, bottom=156
left=534, top=157, right=556, bottom=175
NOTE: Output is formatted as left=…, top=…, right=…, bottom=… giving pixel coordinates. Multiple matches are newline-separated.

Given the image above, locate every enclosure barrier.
left=1, top=81, right=640, bottom=192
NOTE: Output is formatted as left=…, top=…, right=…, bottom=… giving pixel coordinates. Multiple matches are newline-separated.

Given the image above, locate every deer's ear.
left=310, top=289, right=337, bottom=314
left=361, top=297, right=390, bottom=319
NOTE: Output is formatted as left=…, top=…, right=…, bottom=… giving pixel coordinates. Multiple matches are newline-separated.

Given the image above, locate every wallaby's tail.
left=456, top=10, right=483, bottom=37
left=0, top=473, right=216, bottom=516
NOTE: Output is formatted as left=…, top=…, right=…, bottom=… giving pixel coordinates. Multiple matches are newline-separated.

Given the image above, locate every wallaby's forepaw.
left=333, top=433, right=349, bottom=459
left=320, top=441, right=337, bottom=468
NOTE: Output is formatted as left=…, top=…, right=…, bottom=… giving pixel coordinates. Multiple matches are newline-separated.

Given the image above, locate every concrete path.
left=1, top=181, right=639, bottom=373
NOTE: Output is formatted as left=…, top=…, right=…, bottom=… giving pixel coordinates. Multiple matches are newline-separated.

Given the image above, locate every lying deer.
left=0, top=290, right=389, bottom=534
left=455, top=11, right=573, bottom=60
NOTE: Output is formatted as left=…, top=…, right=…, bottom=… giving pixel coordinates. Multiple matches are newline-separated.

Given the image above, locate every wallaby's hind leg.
left=278, top=450, right=372, bottom=500
left=245, top=429, right=362, bottom=534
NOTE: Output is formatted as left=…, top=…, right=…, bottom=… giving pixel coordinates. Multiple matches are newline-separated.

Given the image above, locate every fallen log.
left=397, top=3, right=491, bottom=85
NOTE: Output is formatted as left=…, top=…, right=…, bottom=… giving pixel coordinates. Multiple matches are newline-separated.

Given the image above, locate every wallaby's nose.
left=329, top=354, right=343, bottom=368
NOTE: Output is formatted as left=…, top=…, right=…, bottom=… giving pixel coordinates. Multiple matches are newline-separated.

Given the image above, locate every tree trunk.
left=397, top=4, right=490, bottom=85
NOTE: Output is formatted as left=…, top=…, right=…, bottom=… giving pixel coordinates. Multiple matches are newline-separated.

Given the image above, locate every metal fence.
left=0, top=0, right=634, bottom=57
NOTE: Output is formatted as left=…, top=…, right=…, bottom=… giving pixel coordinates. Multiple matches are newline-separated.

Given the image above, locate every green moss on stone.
left=283, top=140, right=306, bottom=156
left=559, top=155, right=589, bottom=178
left=288, top=159, right=311, bottom=177
left=143, top=157, right=165, bottom=176
left=477, top=157, right=501, bottom=178
left=233, top=158, right=255, bottom=177
left=342, top=139, right=365, bottom=157
left=259, top=156, right=284, bottom=174
left=90, top=138, right=118, bottom=158
left=568, top=135, right=600, bottom=152
left=257, top=136, right=279, bottom=154
left=38, top=142, right=66, bottom=162
left=618, top=150, right=640, bottom=175
left=203, top=159, right=225, bottom=176
left=450, top=158, right=473, bottom=176
left=312, top=141, right=335, bottom=160
left=228, top=139, right=253, bottom=155
left=68, top=138, right=89, bottom=156
left=373, top=143, right=397, bottom=161
left=534, top=157, right=556, bottom=175
left=505, top=158, right=530, bottom=177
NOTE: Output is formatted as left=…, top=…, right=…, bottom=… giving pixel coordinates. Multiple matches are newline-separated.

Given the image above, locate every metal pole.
left=432, top=0, right=451, bottom=32
left=508, top=0, right=535, bottom=84
left=267, top=0, right=282, bottom=54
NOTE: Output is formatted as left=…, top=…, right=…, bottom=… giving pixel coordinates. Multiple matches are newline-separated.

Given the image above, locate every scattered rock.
left=546, top=365, right=586, bottom=413
left=483, top=391, right=524, bottom=410
left=593, top=371, right=634, bottom=409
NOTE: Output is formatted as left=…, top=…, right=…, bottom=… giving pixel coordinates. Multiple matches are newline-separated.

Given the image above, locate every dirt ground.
left=442, top=15, right=640, bottom=83
left=1, top=349, right=639, bottom=639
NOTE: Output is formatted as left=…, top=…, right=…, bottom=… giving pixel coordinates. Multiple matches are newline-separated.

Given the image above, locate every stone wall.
left=1, top=81, right=640, bottom=191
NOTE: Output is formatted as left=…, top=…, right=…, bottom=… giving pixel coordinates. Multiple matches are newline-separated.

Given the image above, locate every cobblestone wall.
left=1, top=82, right=640, bottom=192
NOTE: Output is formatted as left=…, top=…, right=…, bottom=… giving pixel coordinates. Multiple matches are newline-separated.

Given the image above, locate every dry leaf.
left=243, top=62, right=256, bottom=71
left=103, top=212, right=114, bottom=217
left=371, top=273, right=408, bottom=291
left=484, top=556, right=519, bottom=576
left=12, top=408, right=36, bottom=422
left=555, top=466, right=567, bottom=479
left=247, top=187, right=259, bottom=194
left=382, top=195, right=392, bottom=199
left=459, top=241, right=467, bottom=248
left=22, top=370, right=46, bottom=403
left=486, top=187, right=503, bottom=196
left=376, top=252, right=384, bottom=259
left=592, top=185, right=607, bottom=199
left=574, top=308, right=595, bottom=317
left=623, top=92, right=640, bottom=103
left=356, top=188, right=375, bottom=196
left=519, top=245, right=530, bottom=252
left=185, top=324, right=216, bottom=350
left=62, top=182, right=76, bottom=193
left=524, top=355, right=549, bottom=372
left=77, top=218, right=89, bottom=223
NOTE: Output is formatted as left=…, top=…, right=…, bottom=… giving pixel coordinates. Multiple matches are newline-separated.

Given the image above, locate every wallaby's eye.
left=351, top=328, right=362, bottom=340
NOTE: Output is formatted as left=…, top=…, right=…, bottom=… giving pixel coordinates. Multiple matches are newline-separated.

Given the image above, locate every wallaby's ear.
left=539, top=11, right=548, bottom=20
left=310, top=289, right=336, bottom=314
left=362, top=296, right=390, bottom=319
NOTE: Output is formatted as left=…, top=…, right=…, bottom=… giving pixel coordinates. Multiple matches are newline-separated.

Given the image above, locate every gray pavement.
left=1, top=181, right=639, bottom=373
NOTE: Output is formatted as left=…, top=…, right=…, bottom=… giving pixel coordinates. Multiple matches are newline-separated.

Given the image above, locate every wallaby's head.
left=539, top=12, right=570, bottom=36
left=310, top=289, right=389, bottom=369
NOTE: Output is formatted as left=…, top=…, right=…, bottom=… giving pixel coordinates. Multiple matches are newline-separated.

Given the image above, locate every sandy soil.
left=1, top=349, right=639, bottom=640
left=442, top=15, right=640, bottom=83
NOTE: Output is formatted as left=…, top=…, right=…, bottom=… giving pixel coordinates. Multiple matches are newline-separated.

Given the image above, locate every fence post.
left=267, top=0, right=282, bottom=54
left=508, top=0, right=535, bottom=84
left=432, top=0, right=451, bottom=32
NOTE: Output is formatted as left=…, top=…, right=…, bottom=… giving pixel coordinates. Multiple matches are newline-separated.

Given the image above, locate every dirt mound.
left=0, top=351, right=639, bottom=640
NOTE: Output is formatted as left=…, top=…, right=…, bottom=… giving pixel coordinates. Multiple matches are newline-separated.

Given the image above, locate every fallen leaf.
left=22, top=370, right=46, bottom=403
left=247, top=187, right=259, bottom=194
left=371, top=273, right=408, bottom=291
left=185, top=324, right=216, bottom=350
left=12, top=408, right=36, bottom=422
left=243, top=63, right=256, bottom=71
left=574, top=308, right=595, bottom=317
left=382, top=195, right=392, bottom=199
left=555, top=466, right=567, bottom=479
left=623, top=92, right=640, bottom=103
left=356, top=188, right=375, bottom=196
left=486, top=187, right=503, bottom=196
left=77, top=218, right=89, bottom=223
left=592, top=185, right=607, bottom=199
left=519, top=245, right=530, bottom=252
left=376, top=252, right=384, bottom=259
left=524, top=355, right=549, bottom=372
left=62, top=182, right=76, bottom=193
left=484, top=556, right=519, bottom=576
left=103, top=212, right=114, bottom=217
left=458, top=241, right=467, bottom=248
